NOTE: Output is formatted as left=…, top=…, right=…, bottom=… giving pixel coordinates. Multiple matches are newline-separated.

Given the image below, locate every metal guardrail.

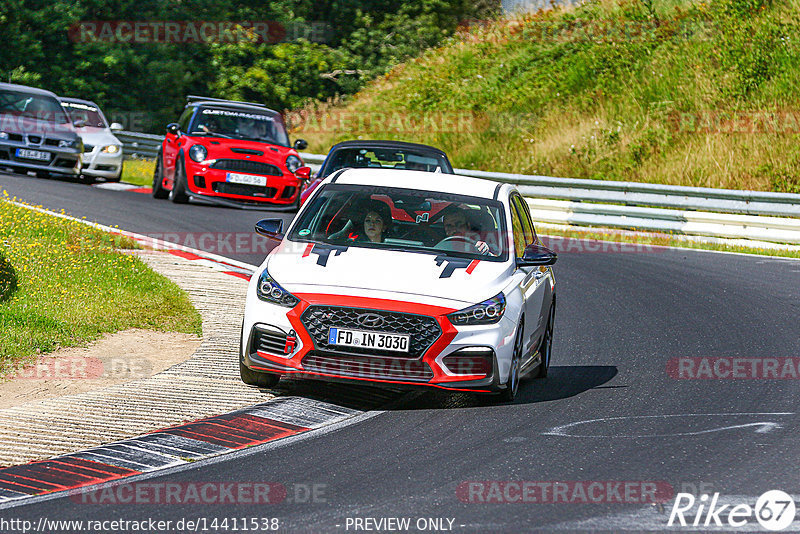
left=115, top=135, right=800, bottom=245
left=117, top=131, right=162, bottom=159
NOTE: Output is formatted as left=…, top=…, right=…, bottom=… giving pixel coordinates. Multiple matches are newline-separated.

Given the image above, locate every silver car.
left=60, top=97, right=124, bottom=182
left=0, top=83, right=82, bottom=178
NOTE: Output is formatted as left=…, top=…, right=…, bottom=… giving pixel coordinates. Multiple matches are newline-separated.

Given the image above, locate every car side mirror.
left=517, top=243, right=557, bottom=266
left=295, top=166, right=311, bottom=181
left=166, top=123, right=181, bottom=137
left=72, top=119, right=86, bottom=128
left=293, top=139, right=308, bottom=151
left=254, top=219, right=284, bottom=240
left=110, top=122, right=123, bottom=132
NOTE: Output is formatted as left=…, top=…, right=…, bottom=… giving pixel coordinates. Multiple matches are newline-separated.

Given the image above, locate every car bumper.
left=81, top=150, right=123, bottom=178
left=0, top=141, right=81, bottom=175
left=185, top=163, right=300, bottom=206
left=241, top=283, right=518, bottom=394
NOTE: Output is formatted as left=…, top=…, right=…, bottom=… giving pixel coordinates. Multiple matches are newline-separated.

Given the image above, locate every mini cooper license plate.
left=16, top=148, right=51, bottom=161
left=226, top=172, right=267, bottom=186
left=328, top=328, right=410, bottom=352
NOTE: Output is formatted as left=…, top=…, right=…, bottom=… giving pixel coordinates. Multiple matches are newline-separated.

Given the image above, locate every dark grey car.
left=0, top=83, right=82, bottom=177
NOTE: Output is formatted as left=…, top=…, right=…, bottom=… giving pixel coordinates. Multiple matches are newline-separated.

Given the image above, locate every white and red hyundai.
left=240, top=168, right=557, bottom=401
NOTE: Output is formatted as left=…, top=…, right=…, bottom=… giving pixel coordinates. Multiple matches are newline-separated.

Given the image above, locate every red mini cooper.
left=152, top=96, right=311, bottom=209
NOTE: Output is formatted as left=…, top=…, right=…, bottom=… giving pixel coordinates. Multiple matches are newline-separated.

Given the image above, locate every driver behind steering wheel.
left=441, top=208, right=491, bottom=255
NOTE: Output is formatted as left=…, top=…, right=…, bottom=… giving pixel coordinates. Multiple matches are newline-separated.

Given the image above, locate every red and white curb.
left=92, top=182, right=151, bottom=194
left=0, top=397, right=362, bottom=505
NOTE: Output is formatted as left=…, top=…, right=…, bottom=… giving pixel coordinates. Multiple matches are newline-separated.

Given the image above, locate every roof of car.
left=185, top=96, right=279, bottom=116
left=0, top=82, right=59, bottom=98
left=332, top=168, right=505, bottom=199
left=329, top=139, right=448, bottom=156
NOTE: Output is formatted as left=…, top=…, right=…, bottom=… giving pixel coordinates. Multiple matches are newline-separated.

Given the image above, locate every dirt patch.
left=0, top=329, right=201, bottom=409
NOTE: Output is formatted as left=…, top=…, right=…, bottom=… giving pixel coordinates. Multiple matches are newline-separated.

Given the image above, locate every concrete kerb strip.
left=0, top=200, right=392, bottom=505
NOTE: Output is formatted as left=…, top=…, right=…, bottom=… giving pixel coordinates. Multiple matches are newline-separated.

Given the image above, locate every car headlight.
left=189, top=144, right=208, bottom=163
left=285, top=155, right=302, bottom=173
left=58, top=138, right=80, bottom=148
left=447, top=293, right=506, bottom=326
left=0, top=132, right=8, bottom=140
left=101, top=144, right=121, bottom=154
left=256, top=268, right=299, bottom=308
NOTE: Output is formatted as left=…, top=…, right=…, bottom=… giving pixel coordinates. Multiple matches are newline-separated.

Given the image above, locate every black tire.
left=169, top=157, right=189, bottom=203
left=35, top=171, right=49, bottom=179
left=498, top=321, right=524, bottom=403
left=239, top=359, right=281, bottom=388
left=79, top=174, right=96, bottom=185
left=152, top=151, right=169, bottom=199
left=535, top=304, right=555, bottom=379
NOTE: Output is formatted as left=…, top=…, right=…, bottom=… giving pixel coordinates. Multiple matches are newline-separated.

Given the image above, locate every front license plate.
left=226, top=172, right=267, bottom=186
left=15, top=148, right=51, bottom=161
left=328, top=327, right=410, bottom=353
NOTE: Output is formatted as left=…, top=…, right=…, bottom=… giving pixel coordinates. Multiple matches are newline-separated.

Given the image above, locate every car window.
left=61, top=101, right=107, bottom=128
left=322, top=147, right=452, bottom=177
left=290, top=183, right=509, bottom=262
left=177, top=107, right=194, bottom=132
left=511, top=194, right=535, bottom=246
left=188, top=106, right=290, bottom=146
left=509, top=199, right=527, bottom=258
left=0, top=89, right=69, bottom=123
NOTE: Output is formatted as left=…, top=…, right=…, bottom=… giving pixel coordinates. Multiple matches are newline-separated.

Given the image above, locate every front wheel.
left=535, top=304, right=555, bottom=378
left=239, top=360, right=281, bottom=388
left=498, top=321, right=524, bottom=403
left=168, top=157, right=189, bottom=203
left=152, top=151, right=169, bottom=199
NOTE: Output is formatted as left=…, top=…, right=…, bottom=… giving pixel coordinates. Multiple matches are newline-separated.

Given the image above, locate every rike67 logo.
left=668, top=490, right=796, bottom=531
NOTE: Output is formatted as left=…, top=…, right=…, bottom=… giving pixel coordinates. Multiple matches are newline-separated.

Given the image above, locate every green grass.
left=296, top=0, right=800, bottom=192
left=121, top=158, right=156, bottom=187
left=0, top=196, right=202, bottom=371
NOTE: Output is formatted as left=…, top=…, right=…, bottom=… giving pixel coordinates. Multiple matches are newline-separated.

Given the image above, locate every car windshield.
left=0, top=89, right=69, bottom=124
left=321, top=147, right=452, bottom=176
left=189, top=106, right=290, bottom=146
left=289, top=183, right=509, bottom=262
left=61, top=101, right=107, bottom=128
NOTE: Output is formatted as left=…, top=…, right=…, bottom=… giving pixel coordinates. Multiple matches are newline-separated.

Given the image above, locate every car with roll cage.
left=299, top=139, right=455, bottom=204
left=152, top=95, right=311, bottom=209
left=0, top=82, right=83, bottom=178
left=240, top=168, right=557, bottom=402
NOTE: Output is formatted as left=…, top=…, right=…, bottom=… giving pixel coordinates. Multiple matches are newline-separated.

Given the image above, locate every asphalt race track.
left=2, top=170, right=800, bottom=532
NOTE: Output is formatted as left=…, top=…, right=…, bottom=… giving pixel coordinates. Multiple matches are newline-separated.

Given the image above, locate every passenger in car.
left=442, top=208, right=491, bottom=255
left=356, top=200, right=393, bottom=243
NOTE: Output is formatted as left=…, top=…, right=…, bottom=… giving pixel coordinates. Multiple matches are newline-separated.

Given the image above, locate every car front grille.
left=212, top=182, right=278, bottom=198
left=45, top=139, right=61, bottom=147
left=250, top=326, right=288, bottom=356
left=301, top=351, right=433, bottom=382
left=300, top=306, right=441, bottom=359
left=210, top=159, right=283, bottom=176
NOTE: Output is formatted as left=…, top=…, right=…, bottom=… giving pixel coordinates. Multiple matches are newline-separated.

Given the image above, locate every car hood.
left=200, top=137, right=298, bottom=168
left=266, top=241, right=511, bottom=309
left=76, top=128, right=120, bottom=146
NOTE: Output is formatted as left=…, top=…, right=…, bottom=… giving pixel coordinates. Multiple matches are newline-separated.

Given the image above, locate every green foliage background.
left=0, top=0, right=497, bottom=132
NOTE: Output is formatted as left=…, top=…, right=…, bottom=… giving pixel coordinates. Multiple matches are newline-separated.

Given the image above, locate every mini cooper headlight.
left=256, top=268, right=299, bottom=308
left=189, top=144, right=208, bottom=163
left=447, top=293, right=506, bottom=326
left=101, top=144, right=121, bottom=154
left=0, top=132, right=8, bottom=140
left=285, top=155, right=302, bottom=173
